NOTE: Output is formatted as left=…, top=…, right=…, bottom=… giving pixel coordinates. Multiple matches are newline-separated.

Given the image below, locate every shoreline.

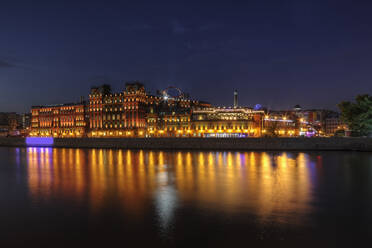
left=1, top=137, right=372, bottom=151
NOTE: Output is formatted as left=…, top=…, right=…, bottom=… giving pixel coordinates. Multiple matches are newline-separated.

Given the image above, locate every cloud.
left=0, top=59, right=15, bottom=68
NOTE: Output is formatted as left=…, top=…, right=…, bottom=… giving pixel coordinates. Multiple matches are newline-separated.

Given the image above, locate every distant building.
left=263, top=111, right=299, bottom=136
left=0, top=112, right=20, bottom=136
left=262, top=108, right=341, bottom=137
left=20, top=113, right=31, bottom=130
left=324, top=112, right=346, bottom=136
left=293, top=105, right=302, bottom=112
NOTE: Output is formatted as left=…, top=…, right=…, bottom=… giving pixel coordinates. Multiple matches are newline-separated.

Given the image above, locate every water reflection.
left=25, top=148, right=317, bottom=226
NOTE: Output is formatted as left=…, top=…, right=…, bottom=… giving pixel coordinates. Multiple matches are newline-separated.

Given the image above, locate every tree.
left=338, top=94, right=372, bottom=137
left=266, top=121, right=279, bottom=137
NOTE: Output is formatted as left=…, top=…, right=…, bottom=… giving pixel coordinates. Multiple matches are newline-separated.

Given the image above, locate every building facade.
left=30, top=103, right=88, bottom=137
left=324, top=112, right=346, bottom=136
left=30, top=83, right=345, bottom=138
left=191, top=107, right=264, bottom=137
left=88, top=82, right=210, bottom=137
left=262, top=112, right=299, bottom=136
left=0, top=112, right=20, bottom=136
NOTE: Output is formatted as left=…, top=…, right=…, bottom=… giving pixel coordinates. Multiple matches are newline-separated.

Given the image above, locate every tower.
left=234, top=90, right=238, bottom=108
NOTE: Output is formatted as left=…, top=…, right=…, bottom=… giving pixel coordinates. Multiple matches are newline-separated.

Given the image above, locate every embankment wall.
left=1, top=137, right=372, bottom=151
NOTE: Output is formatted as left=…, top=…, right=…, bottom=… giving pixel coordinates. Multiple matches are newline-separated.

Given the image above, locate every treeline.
left=338, top=94, right=372, bottom=137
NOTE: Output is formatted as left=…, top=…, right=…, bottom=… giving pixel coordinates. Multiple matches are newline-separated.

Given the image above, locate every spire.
left=234, top=90, right=238, bottom=108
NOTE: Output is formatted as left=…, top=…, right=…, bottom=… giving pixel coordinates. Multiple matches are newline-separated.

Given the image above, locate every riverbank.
left=1, top=137, right=372, bottom=151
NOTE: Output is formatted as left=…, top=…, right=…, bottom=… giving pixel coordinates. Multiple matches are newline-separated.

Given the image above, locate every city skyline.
left=1, top=2, right=372, bottom=247
left=2, top=0, right=372, bottom=113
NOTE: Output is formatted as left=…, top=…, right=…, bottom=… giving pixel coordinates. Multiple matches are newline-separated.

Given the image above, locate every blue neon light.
left=26, top=137, right=54, bottom=146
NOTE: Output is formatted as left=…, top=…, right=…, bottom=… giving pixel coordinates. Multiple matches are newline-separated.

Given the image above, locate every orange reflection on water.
left=26, top=149, right=315, bottom=224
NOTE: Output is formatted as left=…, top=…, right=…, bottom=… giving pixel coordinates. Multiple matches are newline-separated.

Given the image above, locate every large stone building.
left=30, top=103, right=88, bottom=137
left=87, top=82, right=207, bottom=137
left=191, top=107, right=264, bottom=137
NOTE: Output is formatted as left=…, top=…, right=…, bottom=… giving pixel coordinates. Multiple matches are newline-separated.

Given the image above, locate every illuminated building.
left=122, top=83, right=147, bottom=132
left=28, top=83, right=266, bottom=138
left=146, top=101, right=192, bottom=137
left=89, top=82, right=148, bottom=137
left=89, top=82, right=208, bottom=137
left=145, top=87, right=211, bottom=137
left=30, top=103, right=88, bottom=137
left=89, top=86, right=106, bottom=130
left=262, top=108, right=344, bottom=137
left=262, top=112, right=299, bottom=136
left=292, top=107, right=344, bottom=136
left=191, top=107, right=264, bottom=137
left=30, top=83, right=347, bottom=138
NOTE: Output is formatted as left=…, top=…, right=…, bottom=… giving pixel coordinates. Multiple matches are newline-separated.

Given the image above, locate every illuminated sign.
left=25, top=137, right=54, bottom=146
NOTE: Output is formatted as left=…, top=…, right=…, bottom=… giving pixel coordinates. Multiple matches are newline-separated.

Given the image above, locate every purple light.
left=26, top=137, right=54, bottom=146
left=306, top=131, right=315, bottom=137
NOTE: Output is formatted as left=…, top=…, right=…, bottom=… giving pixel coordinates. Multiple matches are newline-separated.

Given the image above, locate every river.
left=1, top=147, right=372, bottom=247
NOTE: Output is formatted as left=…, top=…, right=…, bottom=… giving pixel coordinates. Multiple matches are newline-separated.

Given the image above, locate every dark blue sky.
left=1, top=0, right=372, bottom=112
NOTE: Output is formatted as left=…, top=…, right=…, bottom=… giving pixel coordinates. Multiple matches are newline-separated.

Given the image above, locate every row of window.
left=39, top=122, right=86, bottom=127
left=195, top=125, right=251, bottom=130
left=103, top=123, right=146, bottom=129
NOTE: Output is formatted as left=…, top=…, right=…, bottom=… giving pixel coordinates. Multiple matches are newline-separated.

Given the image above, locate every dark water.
left=1, top=147, right=372, bottom=247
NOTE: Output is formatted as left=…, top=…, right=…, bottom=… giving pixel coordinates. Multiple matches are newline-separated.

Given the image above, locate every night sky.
left=1, top=0, right=372, bottom=113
